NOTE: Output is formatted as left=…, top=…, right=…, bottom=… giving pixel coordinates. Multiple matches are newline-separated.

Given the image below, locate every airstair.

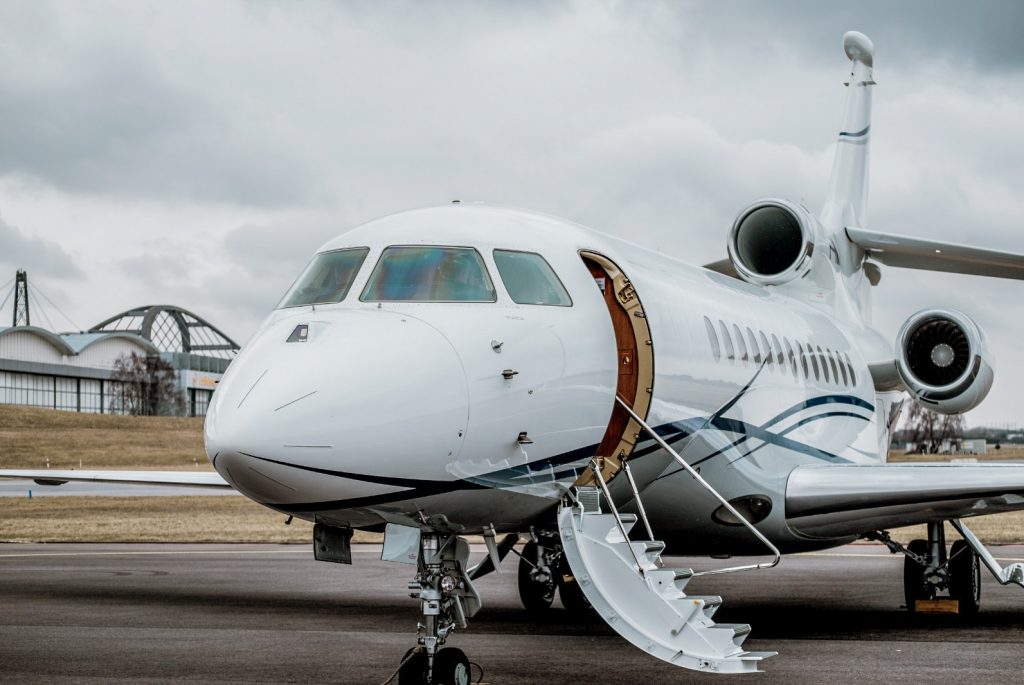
left=556, top=398, right=780, bottom=673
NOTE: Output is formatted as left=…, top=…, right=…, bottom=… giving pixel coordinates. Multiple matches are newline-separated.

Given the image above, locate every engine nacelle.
left=895, top=309, right=993, bottom=414
left=727, top=199, right=816, bottom=286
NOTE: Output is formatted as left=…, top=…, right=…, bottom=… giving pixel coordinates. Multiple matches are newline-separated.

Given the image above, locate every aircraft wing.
left=0, top=469, right=232, bottom=489
left=846, top=227, right=1024, bottom=279
left=786, top=463, right=1024, bottom=539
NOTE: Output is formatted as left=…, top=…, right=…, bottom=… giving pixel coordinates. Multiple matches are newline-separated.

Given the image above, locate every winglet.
left=843, top=31, right=874, bottom=67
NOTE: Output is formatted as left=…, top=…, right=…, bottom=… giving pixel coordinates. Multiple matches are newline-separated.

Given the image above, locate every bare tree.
left=111, top=353, right=183, bottom=416
left=902, top=398, right=965, bottom=453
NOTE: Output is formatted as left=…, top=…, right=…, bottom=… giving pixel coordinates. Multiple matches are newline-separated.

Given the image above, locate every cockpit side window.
left=278, top=247, right=369, bottom=308
left=493, top=250, right=572, bottom=306
left=361, top=246, right=497, bottom=302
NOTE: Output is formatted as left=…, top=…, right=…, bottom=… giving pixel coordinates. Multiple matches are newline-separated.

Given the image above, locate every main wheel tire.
left=556, top=557, right=591, bottom=613
left=948, top=539, right=981, bottom=616
left=397, top=647, right=427, bottom=685
left=904, top=539, right=932, bottom=612
left=518, top=541, right=555, bottom=612
left=433, top=647, right=471, bottom=685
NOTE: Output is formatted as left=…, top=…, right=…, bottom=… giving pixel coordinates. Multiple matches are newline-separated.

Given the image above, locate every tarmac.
left=1, top=542, right=1022, bottom=684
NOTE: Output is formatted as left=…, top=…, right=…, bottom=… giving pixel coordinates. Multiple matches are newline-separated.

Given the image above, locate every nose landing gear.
left=396, top=527, right=479, bottom=685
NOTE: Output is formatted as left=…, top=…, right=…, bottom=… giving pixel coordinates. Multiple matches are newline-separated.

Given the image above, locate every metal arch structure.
left=89, top=305, right=240, bottom=360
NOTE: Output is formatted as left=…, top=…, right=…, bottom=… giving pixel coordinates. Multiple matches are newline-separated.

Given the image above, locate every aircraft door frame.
left=577, top=251, right=655, bottom=485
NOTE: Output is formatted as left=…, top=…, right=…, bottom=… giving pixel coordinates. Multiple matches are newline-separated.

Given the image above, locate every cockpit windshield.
left=493, top=250, right=572, bottom=306
left=278, top=247, right=369, bottom=308
left=362, top=246, right=496, bottom=302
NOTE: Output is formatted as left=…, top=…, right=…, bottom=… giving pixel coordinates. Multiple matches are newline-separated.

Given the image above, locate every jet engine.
left=727, top=199, right=817, bottom=286
left=895, top=309, right=993, bottom=414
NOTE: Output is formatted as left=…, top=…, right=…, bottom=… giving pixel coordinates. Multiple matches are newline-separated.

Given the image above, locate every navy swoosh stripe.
left=239, top=452, right=474, bottom=491
left=650, top=404, right=872, bottom=480
left=631, top=395, right=873, bottom=467
left=839, top=125, right=870, bottom=138
left=778, top=411, right=869, bottom=437
left=761, top=395, right=874, bottom=430
left=726, top=411, right=871, bottom=466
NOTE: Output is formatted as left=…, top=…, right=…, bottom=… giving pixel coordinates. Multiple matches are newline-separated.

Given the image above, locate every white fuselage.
left=205, top=204, right=884, bottom=554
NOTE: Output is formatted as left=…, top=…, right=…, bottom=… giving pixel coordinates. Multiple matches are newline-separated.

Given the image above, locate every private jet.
left=5, top=31, right=1024, bottom=685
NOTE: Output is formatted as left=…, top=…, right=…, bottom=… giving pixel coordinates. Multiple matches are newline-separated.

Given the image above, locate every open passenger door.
left=577, top=251, right=654, bottom=485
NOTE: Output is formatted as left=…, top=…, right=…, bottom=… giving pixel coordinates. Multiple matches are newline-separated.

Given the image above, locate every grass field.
left=0, top=405, right=1022, bottom=544
left=890, top=446, right=1024, bottom=462
left=0, top=405, right=209, bottom=470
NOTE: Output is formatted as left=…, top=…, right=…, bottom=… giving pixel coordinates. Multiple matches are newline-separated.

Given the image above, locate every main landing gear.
left=870, top=521, right=981, bottom=614
left=515, top=533, right=590, bottom=613
left=517, top=538, right=557, bottom=612
left=397, top=528, right=480, bottom=685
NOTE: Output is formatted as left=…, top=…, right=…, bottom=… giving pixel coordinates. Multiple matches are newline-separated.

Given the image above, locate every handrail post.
left=622, top=462, right=655, bottom=542
left=589, top=459, right=647, bottom=577
left=614, top=396, right=781, bottom=575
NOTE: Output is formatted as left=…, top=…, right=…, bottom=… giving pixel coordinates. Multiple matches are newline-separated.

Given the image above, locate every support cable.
left=28, top=291, right=57, bottom=332
left=32, top=282, right=81, bottom=331
left=0, top=283, right=14, bottom=320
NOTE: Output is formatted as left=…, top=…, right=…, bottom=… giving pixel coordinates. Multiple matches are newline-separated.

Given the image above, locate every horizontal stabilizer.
left=847, top=226, right=1024, bottom=280
left=787, top=463, right=1024, bottom=539
left=0, top=469, right=232, bottom=488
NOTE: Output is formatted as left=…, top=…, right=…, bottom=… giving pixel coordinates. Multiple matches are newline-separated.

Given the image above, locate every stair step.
left=639, top=540, right=666, bottom=555
left=577, top=487, right=601, bottom=513
left=689, top=595, right=722, bottom=618
left=621, top=540, right=665, bottom=570
left=579, top=512, right=639, bottom=544
left=648, top=568, right=695, bottom=598
left=711, top=623, right=752, bottom=647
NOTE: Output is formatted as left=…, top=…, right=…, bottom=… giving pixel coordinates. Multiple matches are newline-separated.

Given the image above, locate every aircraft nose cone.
left=204, top=310, right=469, bottom=503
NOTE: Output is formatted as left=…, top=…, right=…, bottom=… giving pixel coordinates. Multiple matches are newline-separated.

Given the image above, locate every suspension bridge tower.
left=12, top=269, right=29, bottom=327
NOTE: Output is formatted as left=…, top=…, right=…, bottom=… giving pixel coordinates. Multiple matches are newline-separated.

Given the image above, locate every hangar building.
left=0, top=303, right=239, bottom=417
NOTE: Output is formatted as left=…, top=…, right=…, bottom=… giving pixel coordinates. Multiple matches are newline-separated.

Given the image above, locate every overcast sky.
left=0, top=1, right=1021, bottom=426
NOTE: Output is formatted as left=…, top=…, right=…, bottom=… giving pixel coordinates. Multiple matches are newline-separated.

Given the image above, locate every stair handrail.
left=588, top=459, right=648, bottom=576
left=615, top=396, right=781, bottom=576
left=622, top=461, right=655, bottom=541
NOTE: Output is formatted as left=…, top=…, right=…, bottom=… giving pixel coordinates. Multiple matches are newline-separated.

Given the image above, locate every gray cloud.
left=0, top=213, right=83, bottom=280
left=682, top=1, right=1024, bottom=72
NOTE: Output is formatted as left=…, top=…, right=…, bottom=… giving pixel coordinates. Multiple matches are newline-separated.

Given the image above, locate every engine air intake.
left=727, top=199, right=814, bottom=286
left=904, top=318, right=970, bottom=387
left=895, top=309, right=993, bottom=415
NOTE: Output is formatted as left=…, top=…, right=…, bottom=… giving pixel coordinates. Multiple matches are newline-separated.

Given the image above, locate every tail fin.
left=821, top=32, right=875, bottom=243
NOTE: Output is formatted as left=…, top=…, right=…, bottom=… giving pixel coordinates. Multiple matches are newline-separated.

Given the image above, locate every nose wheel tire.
left=397, top=648, right=427, bottom=685
left=903, top=539, right=932, bottom=612
left=432, top=648, right=471, bottom=685
left=396, top=647, right=470, bottom=685
left=948, top=539, right=981, bottom=615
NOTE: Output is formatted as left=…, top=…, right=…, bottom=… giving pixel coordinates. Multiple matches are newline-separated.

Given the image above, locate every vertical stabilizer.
left=821, top=31, right=875, bottom=272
